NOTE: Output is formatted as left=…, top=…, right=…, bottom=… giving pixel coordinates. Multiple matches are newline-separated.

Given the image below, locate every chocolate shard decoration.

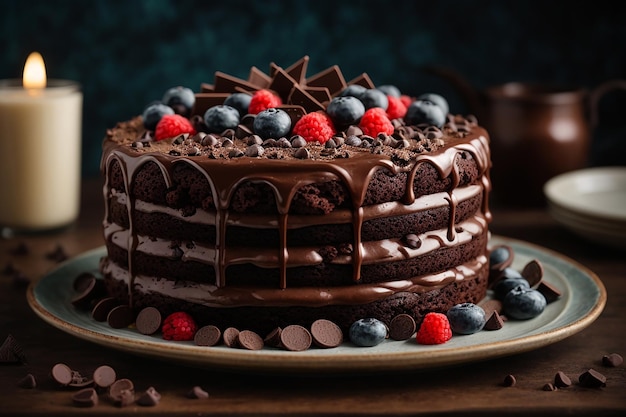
left=284, top=55, right=309, bottom=85
left=288, top=84, right=325, bottom=113
left=200, top=83, right=214, bottom=93
left=213, top=71, right=259, bottom=93
left=247, top=66, right=272, bottom=88
left=268, top=67, right=298, bottom=102
left=305, top=65, right=347, bottom=96
left=348, top=73, right=375, bottom=89
left=304, top=86, right=332, bottom=104
left=276, top=105, right=306, bottom=127
left=0, top=334, right=27, bottom=364
left=269, top=62, right=280, bottom=78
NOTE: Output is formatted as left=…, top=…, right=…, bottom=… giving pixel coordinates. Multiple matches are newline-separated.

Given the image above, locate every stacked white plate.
left=544, top=166, right=626, bottom=250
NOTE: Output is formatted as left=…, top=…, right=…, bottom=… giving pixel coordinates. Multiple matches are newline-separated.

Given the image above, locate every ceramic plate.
left=27, top=236, right=606, bottom=374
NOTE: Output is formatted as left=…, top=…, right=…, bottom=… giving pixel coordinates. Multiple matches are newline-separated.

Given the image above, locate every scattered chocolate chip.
left=2, top=262, right=17, bottom=275
left=222, top=327, right=240, bottom=348
left=0, top=334, right=27, bottom=364
left=109, top=378, right=135, bottom=405
left=502, top=374, right=516, bottom=387
left=71, top=275, right=103, bottom=311
left=263, top=327, right=282, bottom=347
left=483, top=311, right=505, bottom=331
left=403, top=233, right=421, bottom=249
left=187, top=385, right=209, bottom=399
left=91, top=297, right=120, bottom=322
left=479, top=299, right=503, bottom=318
left=280, top=325, right=312, bottom=352
left=45, top=244, right=68, bottom=262
left=72, top=388, right=99, bottom=407
left=602, top=353, right=623, bottom=367
left=311, top=319, right=344, bottom=348
left=93, top=365, right=117, bottom=389
left=135, top=307, right=162, bottom=335
left=536, top=281, right=561, bottom=303
left=237, top=330, right=264, bottom=350
left=542, top=383, right=557, bottom=391
left=554, top=371, right=572, bottom=388
left=51, top=363, right=74, bottom=386
left=388, top=314, right=416, bottom=341
left=578, top=369, right=607, bottom=388
left=17, top=373, right=36, bottom=389
left=73, top=272, right=97, bottom=292
left=136, top=386, right=161, bottom=406
left=294, top=147, right=310, bottom=159
left=9, top=242, right=29, bottom=256
left=194, top=325, right=221, bottom=347
left=521, top=259, right=543, bottom=287
left=107, top=305, right=135, bottom=329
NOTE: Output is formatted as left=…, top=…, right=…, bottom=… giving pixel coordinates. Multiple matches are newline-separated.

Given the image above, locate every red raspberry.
left=359, top=107, right=394, bottom=137
left=386, top=95, right=408, bottom=120
left=400, top=94, right=413, bottom=108
left=248, top=89, right=282, bottom=114
left=415, top=312, right=452, bottom=345
left=161, top=311, right=197, bottom=341
left=154, top=114, right=196, bottom=141
left=292, top=111, right=336, bottom=144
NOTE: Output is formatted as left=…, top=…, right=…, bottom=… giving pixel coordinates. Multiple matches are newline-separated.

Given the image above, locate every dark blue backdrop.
left=1, top=0, right=625, bottom=177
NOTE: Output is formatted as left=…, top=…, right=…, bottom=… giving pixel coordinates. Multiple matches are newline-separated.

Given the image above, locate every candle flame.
left=23, top=52, right=47, bottom=90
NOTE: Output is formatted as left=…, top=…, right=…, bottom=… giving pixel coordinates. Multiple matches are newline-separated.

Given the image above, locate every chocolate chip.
left=311, top=319, right=344, bottom=348
left=187, top=385, right=209, bottom=399
left=73, top=272, right=97, bottom=292
left=72, top=388, right=98, bottom=407
left=280, top=325, right=312, bottom=352
left=554, top=371, right=572, bottom=388
left=237, top=330, right=264, bottom=350
left=263, top=327, right=282, bottom=347
left=91, top=297, right=120, bottom=322
left=578, top=369, right=607, bottom=388
left=193, top=325, right=221, bottom=347
left=2, top=262, right=17, bottom=275
left=0, top=334, right=26, bottom=364
left=17, top=373, right=36, bottom=389
left=11, top=272, right=30, bottom=288
left=294, top=147, right=310, bottom=159
left=479, top=299, right=503, bottom=318
left=135, top=307, right=162, bottom=335
left=502, top=374, right=516, bottom=387
left=536, top=281, right=561, bottom=303
left=9, top=242, right=29, bottom=256
left=222, top=327, right=240, bottom=348
left=136, top=386, right=161, bottom=406
left=542, top=383, right=557, bottom=391
left=109, top=378, right=135, bottom=404
left=521, top=259, right=543, bottom=287
left=93, top=365, right=117, bottom=389
left=51, top=363, right=74, bottom=386
left=602, top=353, right=623, bottom=367
left=107, top=305, right=135, bottom=329
left=45, top=244, right=68, bottom=262
left=483, top=311, right=504, bottom=331
left=389, top=314, right=416, bottom=341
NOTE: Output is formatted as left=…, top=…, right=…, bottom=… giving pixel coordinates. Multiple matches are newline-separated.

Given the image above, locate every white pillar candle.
left=0, top=52, right=83, bottom=232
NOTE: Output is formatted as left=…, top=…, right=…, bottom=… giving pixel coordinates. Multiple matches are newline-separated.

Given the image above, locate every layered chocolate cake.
left=100, top=57, right=492, bottom=335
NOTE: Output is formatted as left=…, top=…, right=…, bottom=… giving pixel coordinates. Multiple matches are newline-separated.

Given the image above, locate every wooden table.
left=1, top=178, right=624, bottom=416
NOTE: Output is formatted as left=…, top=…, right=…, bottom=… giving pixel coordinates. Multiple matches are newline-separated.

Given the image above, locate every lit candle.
left=0, top=52, right=83, bottom=233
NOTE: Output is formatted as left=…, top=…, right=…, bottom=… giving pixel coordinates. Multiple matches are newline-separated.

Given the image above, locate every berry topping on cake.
left=360, top=88, right=389, bottom=110
left=416, top=312, right=453, bottom=345
left=223, top=92, right=252, bottom=117
left=338, top=84, right=367, bottom=99
left=291, top=111, right=336, bottom=144
left=405, top=99, right=447, bottom=128
left=203, top=105, right=240, bottom=133
left=377, top=84, right=401, bottom=98
left=418, top=93, right=449, bottom=116
left=154, top=114, right=196, bottom=141
left=142, top=103, right=175, bottom=131
left=326, top=96, right=365, bottom=128
left=385, top=95, right=408, bottom=120
left=359, top=107, right=394, bottom=137
left=161, top=311, right=197, bottom=341
left=162, top=86, right=195, bottom=116
left=248, top=89, right=282, bottom=114
left=349, top=318, right=388, bottom=347
left=400, top=94, right=413, bottom=108
left=253, top=108, right=292, bottom=139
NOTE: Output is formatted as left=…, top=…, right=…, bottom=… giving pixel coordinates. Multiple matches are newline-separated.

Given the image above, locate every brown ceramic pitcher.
left=427, top=67, right=626, bottom=206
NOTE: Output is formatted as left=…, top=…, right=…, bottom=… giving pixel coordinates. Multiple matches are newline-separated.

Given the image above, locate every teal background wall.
left=1, top=0, right=625, bottom=177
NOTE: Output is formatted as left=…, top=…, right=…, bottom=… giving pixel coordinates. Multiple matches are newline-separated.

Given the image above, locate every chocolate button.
left=237, top=330, right=264, bottom=350
left=280, top=325, right=312, bottom=351
left=311, top=319, right=343, bottom=348
left=223, top=327, right=240, bottom=348
left=263, top=327, right=282, bottom=347
left=194, top=325, right=221, bottom=346
left=107, top=305, right=134, bottom=329
left=73, top=272, right=97, bottom=292
left=91, top=297, right=119, bottom=322
left=388, top=314, right=416, bottom=341
left=72, top=388, right=98, bottom=407
left=135, top=307, right=162, bottom=335
left=93, top=365, right=117, bottom=389
left=109, top=378, right=135, bottom=404
left=51, top=363, right=73, bottom=386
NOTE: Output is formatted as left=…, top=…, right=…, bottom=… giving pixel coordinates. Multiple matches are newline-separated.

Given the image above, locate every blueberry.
left=252, top=108, right=291, bottom=139
left=490, top=245, right=512, bottom=267
left=162, top=86, right=195, bottom=114
left=359, top=89, right=389, bottom=110
left=326, top=96, right=365, bottom=127
left=224, top=93, right=252, bottom=117
left=493, top=272, right=530, bottom=300
left=446, top=303, right=486, bottom=334
left=503, top=286, right=547, bottom=319
left=349, top=318, right=388, bottom=347
left=377, top=84, right=402, bottom=97
left=417, top=93, right=449, bottom=116
left=142, top=102, right=174, bottom=130
left=203, top=105, right=240, bottom=133
left=339, top=84, right=367, bottom=99
left=404, top=99, right=446, bottom=127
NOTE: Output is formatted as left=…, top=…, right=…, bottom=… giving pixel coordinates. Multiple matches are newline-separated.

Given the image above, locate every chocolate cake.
left=100, top=57, right=492, bottom=335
